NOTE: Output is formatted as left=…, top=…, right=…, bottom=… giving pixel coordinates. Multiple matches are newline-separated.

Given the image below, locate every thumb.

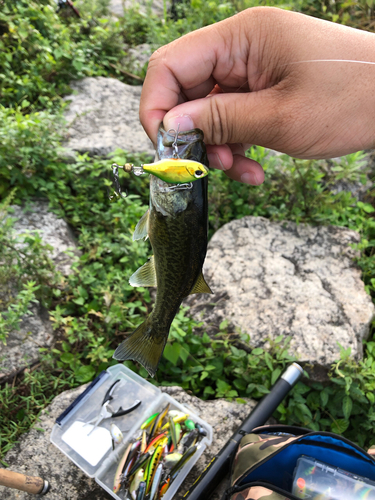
left=163, top=88, right=283, bottom=148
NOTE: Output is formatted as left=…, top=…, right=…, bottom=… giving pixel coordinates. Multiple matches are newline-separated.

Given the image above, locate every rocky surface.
left=186, top=216, right=375, bottom=370
left=0, top=384, right=257, bottom=500
left=0, top=305, right=53, bottom=383
left=0, top=202, right=79, bottom=381
left=9, top=202, right=79, bottom=276
left=124, top=43, right=152, bottom=74
left=109, top=0, right=169, bottom=17
left=63, top=77, right=153, bottom=158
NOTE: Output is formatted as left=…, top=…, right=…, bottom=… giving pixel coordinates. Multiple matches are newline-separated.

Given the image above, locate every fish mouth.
left=157, top=125, right=207, bottom=163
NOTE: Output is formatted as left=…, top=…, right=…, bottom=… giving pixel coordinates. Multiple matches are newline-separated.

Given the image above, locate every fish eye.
left=194, top=170, right=203, bottom=178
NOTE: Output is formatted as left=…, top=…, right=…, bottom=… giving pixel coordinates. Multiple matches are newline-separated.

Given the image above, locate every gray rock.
left=10, top=202, right=79, bottom=276
left=110, top=0, right=169, bottom=18
left=0, top=305, right=53, bottom=383
left=186, top=217, right=375, bottom=369
left=124, top=43, right=152, bottom=74
left=64, top=77, right=153, bottom=157
left=0, top=384, right=256, bottom=499
left=0, top=202, right=79, bottom=381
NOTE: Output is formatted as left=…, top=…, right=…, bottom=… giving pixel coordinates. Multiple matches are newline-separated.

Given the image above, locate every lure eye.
left=194, top=170, right=203, bottom=178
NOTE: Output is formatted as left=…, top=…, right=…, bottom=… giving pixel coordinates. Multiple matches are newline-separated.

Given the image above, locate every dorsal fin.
left=129, top=256, right=157, bottom=287
left=133, top=209, right=149, bottom=241
left=189, top=272, right=213, bottom=295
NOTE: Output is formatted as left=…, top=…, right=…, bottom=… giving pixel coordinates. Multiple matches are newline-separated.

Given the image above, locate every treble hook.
left=167, top=123, right=180, bottom=158
left=108, top=163, right=130, bottom=200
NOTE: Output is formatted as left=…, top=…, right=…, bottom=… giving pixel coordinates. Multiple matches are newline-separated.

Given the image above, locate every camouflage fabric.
left=231, top=433, right=300, bottom=486
left=231, top=486, right=292, bottom=500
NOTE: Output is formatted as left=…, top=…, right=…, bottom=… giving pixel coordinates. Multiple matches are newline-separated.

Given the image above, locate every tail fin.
left=113, top=318, right=167, bottom=378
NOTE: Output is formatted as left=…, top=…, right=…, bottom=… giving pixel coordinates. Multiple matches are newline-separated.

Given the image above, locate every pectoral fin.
left=129, top=256, right=157, bottom=287
left=133, top=209, right=149, bottom=241
left=189, top=272, right=213, bottom=295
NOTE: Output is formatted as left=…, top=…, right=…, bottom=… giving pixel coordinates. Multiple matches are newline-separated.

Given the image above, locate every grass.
left=0, top=0, right=375, bottom=462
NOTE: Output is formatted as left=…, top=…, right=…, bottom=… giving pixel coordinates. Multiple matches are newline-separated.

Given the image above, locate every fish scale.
left=113, top=126, right=212, bottom=377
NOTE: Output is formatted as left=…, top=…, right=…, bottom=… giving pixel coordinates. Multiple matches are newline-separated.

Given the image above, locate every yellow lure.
left=142, top=158, right=209, bottom=184
left=160, top=413, right=189, bottom=431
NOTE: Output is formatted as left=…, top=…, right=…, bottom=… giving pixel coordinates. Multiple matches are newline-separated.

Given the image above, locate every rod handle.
left=0, top=468, right=49, bottom=495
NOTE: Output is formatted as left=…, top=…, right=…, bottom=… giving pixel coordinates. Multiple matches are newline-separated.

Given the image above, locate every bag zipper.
left=225, top=481, right=302, bottom=500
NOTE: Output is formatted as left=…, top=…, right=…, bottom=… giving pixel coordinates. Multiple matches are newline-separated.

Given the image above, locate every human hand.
left=140, top=7, right=375, bottom=185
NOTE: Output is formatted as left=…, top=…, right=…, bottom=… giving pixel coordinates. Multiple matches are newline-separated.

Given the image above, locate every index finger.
left=139, top=15, right=249, bottom=143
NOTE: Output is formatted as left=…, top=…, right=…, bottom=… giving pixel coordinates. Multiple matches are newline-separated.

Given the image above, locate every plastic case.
left=51, top=364, right=212, bottom=500
left=292, top=455, right=375, bottom=500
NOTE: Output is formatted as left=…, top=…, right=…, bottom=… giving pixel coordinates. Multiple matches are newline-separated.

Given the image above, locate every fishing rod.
left=0, top=468, right=50, bottom=495
left=183, top=362, right=304, bottom=500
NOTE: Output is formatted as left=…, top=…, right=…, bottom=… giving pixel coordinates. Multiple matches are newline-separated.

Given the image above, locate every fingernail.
left=207, top=153, right=225, bottom=170
left=241, top=172, right=259, bottom=185
left=164, top=114, right=194, bottom=132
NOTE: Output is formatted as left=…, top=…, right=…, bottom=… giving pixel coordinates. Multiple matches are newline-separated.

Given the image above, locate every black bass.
left=113, top=126, right=212, bottom=377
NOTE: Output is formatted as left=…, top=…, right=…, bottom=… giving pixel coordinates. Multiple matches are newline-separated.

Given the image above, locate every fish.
left=141, top=158, right=209, bottom=184
left=113, top=126, right=213, bottom=377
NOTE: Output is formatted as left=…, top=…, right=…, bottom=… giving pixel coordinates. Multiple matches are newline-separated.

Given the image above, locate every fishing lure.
left=144, top=432, right=167, bottom=454
left=110, top=423, right=123, bottom=448
left=168, top=415, right=178, bottom=450
left=140, top=412, right=159, bottom=430
left=149, top=463, right=163, bottom=500
left=112, top=406, right=207, bottom=500
left=127, top=451, right=152, bottom=478
left=113, top=442, right=132, bottom=493
left=141, top=430, right=147, bottom=453
left=163, top=452, right=183, bottom=470
left=161, top=413, right=189, bottom=431
left=159, top=477, right=170, bottom=498
left=135, top=481, right=146, bottom=500
left=146, top=440, right=167, bottom=493
left=184, top=419, right=196, bottom=431
left=121, top=158, right=209, bottom=184
left=177, top=429, right=199, bottom=454
left=169, top=445, right=198, bottom=481
left=129, top=469, right=145, bottom=500
left=149, top=403, right=170, bottom=442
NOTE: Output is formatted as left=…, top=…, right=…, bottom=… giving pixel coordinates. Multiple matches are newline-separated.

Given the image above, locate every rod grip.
left=0, top=468, right=49, bottom=495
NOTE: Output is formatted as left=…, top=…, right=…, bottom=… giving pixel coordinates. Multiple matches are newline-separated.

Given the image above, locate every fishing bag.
left=225, top=425, right=375, bottom=500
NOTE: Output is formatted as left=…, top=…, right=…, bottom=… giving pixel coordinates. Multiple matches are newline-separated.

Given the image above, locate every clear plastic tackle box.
left=50, top=364, right=213, bottom=500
